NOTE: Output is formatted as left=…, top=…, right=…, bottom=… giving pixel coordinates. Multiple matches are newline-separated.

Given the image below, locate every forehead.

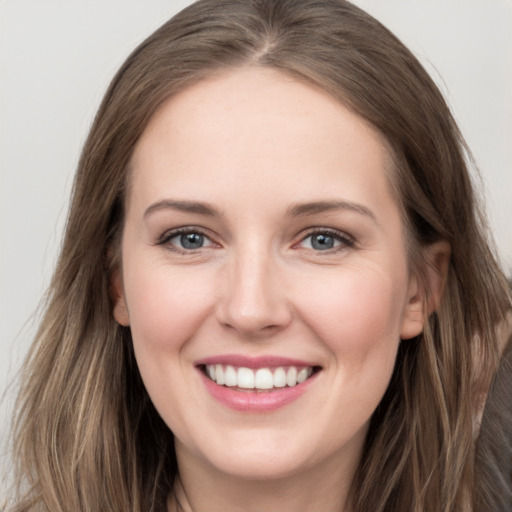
left=128, top=67, right=398, bottom=217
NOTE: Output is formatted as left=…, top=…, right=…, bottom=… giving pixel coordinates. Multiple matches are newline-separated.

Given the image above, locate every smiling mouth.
left=200, top=364, right=321, bottom=392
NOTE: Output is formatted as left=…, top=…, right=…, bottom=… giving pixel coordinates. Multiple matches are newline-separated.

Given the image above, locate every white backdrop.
left=1, top=0, right=511, bottom=480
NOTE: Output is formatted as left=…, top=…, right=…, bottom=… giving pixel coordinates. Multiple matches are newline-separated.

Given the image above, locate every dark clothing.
left=475, top=336, right=512, bottom=511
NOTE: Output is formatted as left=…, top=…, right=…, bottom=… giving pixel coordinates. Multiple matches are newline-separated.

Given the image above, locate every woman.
left=7, top=0, right=511, bottom=511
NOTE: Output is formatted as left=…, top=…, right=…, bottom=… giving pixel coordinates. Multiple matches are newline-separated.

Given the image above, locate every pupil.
left=181, top=233, right=203, bottom=249
left=312, top=234, right=334, bottom=250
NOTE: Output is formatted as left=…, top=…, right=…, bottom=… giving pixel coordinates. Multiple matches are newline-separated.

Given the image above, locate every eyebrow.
left=143, top=198, right=376, bottom=223
left=287, top=200, right=377, bottom=222
left=144, top=199, right=220, bottom=218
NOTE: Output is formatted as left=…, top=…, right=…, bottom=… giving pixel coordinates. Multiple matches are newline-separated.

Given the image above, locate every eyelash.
left=297, top=228, right=355, bottom=253
left=156, top=227, right=355, bottom=254
left=157, top=227, right=215, bottom=254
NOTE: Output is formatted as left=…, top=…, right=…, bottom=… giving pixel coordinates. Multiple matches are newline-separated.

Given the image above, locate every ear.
left=111, top=267, right=130, bottom=326
left=400, top=240, right=451, bottom=340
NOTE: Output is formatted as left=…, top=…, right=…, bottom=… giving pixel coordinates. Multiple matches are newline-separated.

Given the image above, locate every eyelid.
left=294, top=227, right=356, bottom=252
left=156, top=226, right=218, bottom=252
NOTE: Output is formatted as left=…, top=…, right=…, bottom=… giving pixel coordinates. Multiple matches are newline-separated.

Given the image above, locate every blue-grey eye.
left=310, top=233, right=335, bottom=250
left=179, top=232, right=205, bottom=249
left=298, top=230, right=352, bottom=252
left=163, top=230, right=212, bottom=250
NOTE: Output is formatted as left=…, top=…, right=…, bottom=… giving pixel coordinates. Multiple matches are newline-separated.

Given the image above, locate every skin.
left=113, top=67, right=444, bottom=512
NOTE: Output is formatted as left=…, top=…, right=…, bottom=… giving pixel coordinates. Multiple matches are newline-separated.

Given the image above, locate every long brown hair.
left=8, top=1, right=511, bottom=510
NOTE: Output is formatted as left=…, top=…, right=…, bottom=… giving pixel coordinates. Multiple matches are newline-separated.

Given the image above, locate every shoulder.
left=474, top=321, right=512, bottom=511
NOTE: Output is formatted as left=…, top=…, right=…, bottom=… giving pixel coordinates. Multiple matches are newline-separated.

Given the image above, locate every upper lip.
left=194, top=354, right=319, bottom=369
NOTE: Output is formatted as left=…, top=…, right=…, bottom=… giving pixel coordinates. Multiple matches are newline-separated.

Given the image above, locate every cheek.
left=292, top=266, right=407, bottom=426
left=124, top=263, right=215, bottom=355
left=122, top=263, right=218, bottom=434
left=293, top=264, right=407, bottom=362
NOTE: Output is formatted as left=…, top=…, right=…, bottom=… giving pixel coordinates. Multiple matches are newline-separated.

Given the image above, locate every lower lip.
left=199, top=370, right=318, bottom=412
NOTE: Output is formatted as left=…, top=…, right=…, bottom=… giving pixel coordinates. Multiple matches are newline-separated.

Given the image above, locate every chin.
left=207, top=451, right=311, bottom=481
left=186, top=429, right=341, bottom=482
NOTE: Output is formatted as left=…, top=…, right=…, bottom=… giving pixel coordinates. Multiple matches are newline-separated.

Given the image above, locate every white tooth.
left=237, top=367, right=255, bottom=389
left=286, top=366, right=298, bottom=387
left=273, top=367, right=287, bottom=388
left=225, top=365, right=237, bottom=386
left=206, top=364, right=216, bottom=380
left=255, top=368, right=273, bottom=389
left=215, top=364, right=225, bottom=385
left=297, top=367, right=310, bottom=384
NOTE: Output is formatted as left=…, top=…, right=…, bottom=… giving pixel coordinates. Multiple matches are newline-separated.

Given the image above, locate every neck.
left=167, top=442, right=360, bottom=512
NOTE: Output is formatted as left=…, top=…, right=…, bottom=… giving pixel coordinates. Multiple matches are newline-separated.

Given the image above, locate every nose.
left=215, top=245, right=292, bottom=338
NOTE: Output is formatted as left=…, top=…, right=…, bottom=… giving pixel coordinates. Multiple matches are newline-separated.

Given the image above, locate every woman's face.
left=114, top=67, right=425, bottom=481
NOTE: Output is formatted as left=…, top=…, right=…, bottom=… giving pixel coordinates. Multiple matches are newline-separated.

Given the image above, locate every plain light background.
left=1, top=0, right=511, bottom=479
